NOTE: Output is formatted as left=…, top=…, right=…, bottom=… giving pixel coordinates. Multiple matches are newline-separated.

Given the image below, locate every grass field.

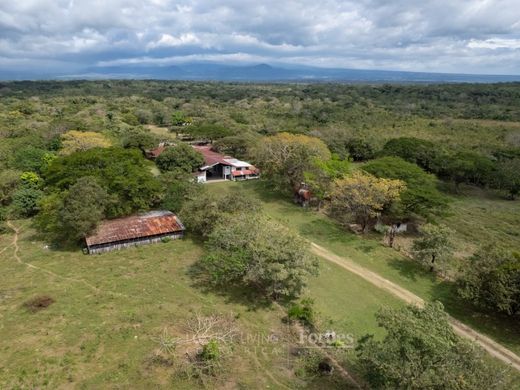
left=0, top=216, right=404, bottom=388
left=207, top=180, right=520, bottom=358
left=1, top=179, right=518, bottom=388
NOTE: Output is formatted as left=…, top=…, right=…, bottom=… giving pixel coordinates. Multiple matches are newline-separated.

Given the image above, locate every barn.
left=85, top=211, right=185, bottom=254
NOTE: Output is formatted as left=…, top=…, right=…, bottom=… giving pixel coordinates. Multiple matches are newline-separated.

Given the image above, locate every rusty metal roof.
left=85, top=211, right=185, bottom=247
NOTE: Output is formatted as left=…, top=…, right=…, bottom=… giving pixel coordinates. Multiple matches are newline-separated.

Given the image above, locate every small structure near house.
left=294, top=182, right=312, bottom=207
left=85, top=210, right=185, bottom=254
left=193, top=145, right=260, bottom=182
left=145, top=142, right=175, bottom=160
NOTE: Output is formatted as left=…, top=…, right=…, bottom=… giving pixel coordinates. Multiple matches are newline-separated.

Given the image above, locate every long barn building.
left=85, top=211, right=185, bottom=254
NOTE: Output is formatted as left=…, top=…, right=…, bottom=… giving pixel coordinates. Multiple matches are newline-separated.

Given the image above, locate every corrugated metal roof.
left=85, top=211, right=185, bottom=247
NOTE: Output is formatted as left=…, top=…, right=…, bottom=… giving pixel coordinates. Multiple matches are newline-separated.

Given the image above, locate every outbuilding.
left=85, top=211, right=185, bottom=254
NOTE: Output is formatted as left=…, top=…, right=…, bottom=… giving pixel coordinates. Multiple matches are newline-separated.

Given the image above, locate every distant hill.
left=3, top=62, right=520, bottom=83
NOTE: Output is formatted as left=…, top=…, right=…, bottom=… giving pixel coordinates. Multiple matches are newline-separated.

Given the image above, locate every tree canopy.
left=331, top=171, right=405, bottom=232
left=59, top=130, right=112, bottom=155
left=457, top=246, right=520, bottom=316
left=155, top=143, right=205, bottom=174
left=200, top=212, right=319, bottom=300
left=254, top=132, right=331, bottom=190
left=356, top=302, right=506, bottom=389
left=363, top=156, right=449, bottom=219
left=44, top=147, right=161, bottom=217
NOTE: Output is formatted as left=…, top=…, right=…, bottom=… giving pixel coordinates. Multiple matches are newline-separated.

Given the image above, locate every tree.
left=160, top=171, right=202, bottom=213
left=344, top=137, right=377, bottom=161
left=200, top=213, right=319, bottom=300
left=44, top=147, right=161, bottom=217
left=59, top=177, right=110, bottom=242
left=155, top=143, right=205, bottom=174
left=363, top=157, right=449, bottom=219
left=122, top=130, right=158, bottom=152
left=457, top=246, right=520, bottom=316
left=11, top=187, right=43, bottom=217
left=412, top=223, right=454, bottom=273
left=303, top=154, right=350, bottom=209
left=35, top=177, right=110, bottom=244
left=212, top=134, right=257, bottom=160
left=185, top=123, right=232, bottom=142
left=494, top=158, right=520, bottom=199
left=0, top=169, right=21, bottom=206
left=180, top=190, right=261, bottom=237
left=356, top=302, right=506, bottom=390
left=254, top=133, right=331, bottom=190
left=440, top=151, right=495, bottom=189
left=59, top=130, right=112, bottom=155
left=380, top=137, right=440, bottom=171
left=330, top=171, right=405, bottom=232
left=171, top=111, right=192, bottom=126
left=11, top=146, right=51, bottom=174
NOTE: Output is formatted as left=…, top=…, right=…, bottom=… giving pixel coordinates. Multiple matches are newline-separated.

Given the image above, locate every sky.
left=1, top=0, right=520, bottom=76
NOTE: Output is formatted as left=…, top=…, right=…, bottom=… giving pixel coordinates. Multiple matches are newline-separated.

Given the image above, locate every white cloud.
left=468, top=38, right=520, bottom=50
left=147, top=33, right=200, bottom=48
left=1, top=0, right=520, bottom=75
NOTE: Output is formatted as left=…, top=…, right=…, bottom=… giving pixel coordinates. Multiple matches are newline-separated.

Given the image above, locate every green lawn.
left=1, top=180, right=518, bottom=388
left=0, top=217, right=402, bottom=388
left=208, top=180, right=520, bottom=357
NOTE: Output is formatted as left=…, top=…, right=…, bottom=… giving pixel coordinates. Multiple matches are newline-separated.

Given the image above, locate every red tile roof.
left=85, top=211, right=185, bottom=247
left=192, top=145, right=230, bottom=166
left=147, top=145, right=166, bottom=158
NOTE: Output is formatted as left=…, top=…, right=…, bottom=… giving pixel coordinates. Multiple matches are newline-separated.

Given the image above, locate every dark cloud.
left=1, top=0, right=520, bottom=75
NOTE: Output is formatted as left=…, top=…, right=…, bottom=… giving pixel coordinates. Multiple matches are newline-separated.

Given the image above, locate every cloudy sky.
left=1, top=0, right=520, bottom=76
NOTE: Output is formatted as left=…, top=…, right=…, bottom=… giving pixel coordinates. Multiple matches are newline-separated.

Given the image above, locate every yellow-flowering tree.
left=254, top=132, right=331, bottom=190
left=331, top=171, right=405, bottom=232
left=59, top=130, right=112, bottom=155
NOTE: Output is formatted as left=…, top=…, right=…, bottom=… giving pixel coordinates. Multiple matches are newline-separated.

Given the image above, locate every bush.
left=287, top=298, right=315, bottom=326
left=200, top=340, right=220, bottom=361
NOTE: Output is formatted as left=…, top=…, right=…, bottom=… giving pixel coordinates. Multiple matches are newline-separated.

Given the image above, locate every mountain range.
left=3, top=62, right=520, bottom=83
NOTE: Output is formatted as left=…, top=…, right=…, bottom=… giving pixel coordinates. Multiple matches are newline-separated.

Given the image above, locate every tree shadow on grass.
left=387, top=257, right=433, bottom=283
left=430, top=281, right=520, bottom=351
left=186, top=260, right=277, bottom=311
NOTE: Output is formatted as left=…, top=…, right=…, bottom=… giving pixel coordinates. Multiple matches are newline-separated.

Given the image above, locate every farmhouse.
left=85, top=211, right=185, bottom=254
left=193, top=145, right=260, bottom=182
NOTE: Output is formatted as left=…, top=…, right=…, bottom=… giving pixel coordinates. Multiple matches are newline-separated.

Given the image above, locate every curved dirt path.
left=310, top=242, right=520, bottom=372
left=5, top=221, right=127, bottom=298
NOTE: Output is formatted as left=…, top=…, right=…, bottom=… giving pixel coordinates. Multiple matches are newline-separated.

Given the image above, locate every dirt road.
left=310, top=242, right=520, bottom=372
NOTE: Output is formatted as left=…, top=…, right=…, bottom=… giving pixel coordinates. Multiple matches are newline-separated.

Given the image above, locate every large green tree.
left=457, top=246, right=520, bottom=316
left=363, top=157, right=449, bottom=219
left=155, top=143, right=205, bottom=174
left=200, top=213, right=319, bottom=300
left=44, top=147, right=161, bottom=217
left=35, top=177, right=110, bottom=244
left=254, top=133, right=331, bottom=190
left=357, top=302, right=506, bottom=389
left=380, top=137, right=440, bottom=172
left=180, top=190, right=261, bottom=237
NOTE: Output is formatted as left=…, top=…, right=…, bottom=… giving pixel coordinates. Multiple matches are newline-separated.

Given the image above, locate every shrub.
left=23, top=295, right=55, bottom=313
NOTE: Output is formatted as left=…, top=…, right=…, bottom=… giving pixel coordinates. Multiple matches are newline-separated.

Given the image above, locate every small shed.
left=85, top=211, right=185, bottom=254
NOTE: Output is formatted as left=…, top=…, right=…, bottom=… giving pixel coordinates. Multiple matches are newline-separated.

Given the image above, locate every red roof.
left=231, top=169, right=258, bottom=176
left=147, top=146, right=166, bottom=158
left=85, top=211, right=185, bottom=247
left=192, top=145, right=230, bottom=166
